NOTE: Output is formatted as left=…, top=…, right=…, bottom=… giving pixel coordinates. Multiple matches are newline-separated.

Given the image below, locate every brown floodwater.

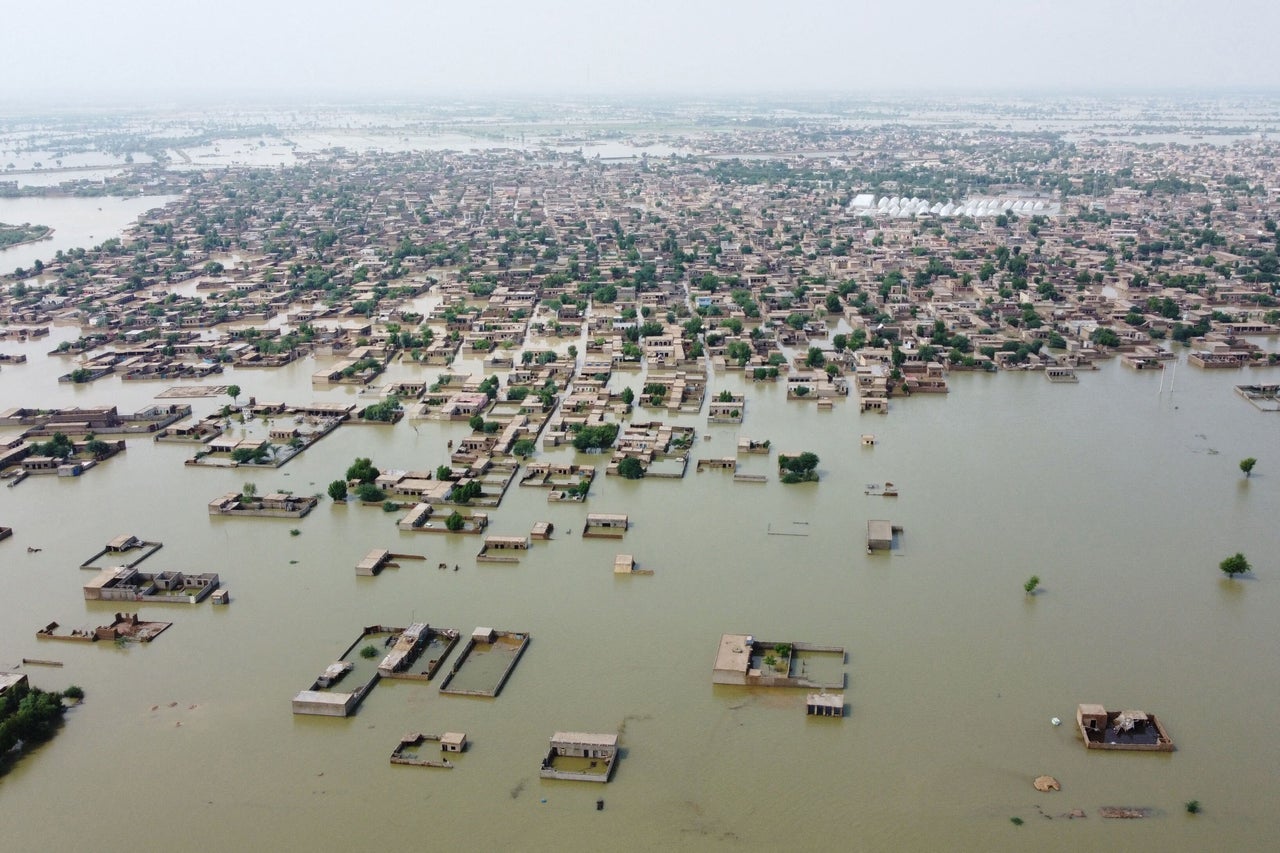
left=1, top=309, right=1278, bottom=852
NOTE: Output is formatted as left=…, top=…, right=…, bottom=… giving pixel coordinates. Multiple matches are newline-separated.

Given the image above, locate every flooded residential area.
left=1, top=93, right=1279, bottom=852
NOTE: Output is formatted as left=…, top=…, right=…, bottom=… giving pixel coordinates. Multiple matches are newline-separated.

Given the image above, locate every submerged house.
left=538, top=732, right=619, bottom=782
left=1076, top=703, right=1174, bottom=752
left=711, top=633, right=844, bottom=689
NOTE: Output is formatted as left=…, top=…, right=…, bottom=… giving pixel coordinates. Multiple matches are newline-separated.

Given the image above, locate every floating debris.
left=1100, top=807, right=1148, bottom=819
left=1033, top=775, right=1060, bottom=792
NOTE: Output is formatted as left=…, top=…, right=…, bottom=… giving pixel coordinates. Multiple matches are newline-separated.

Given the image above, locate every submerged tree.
left=1220, top=553, right=1252, bottom=578
left=1239, top=457, right=1257, bottom=478
left=618, top=456, right=645, bottom=479
left=346, top=457, right=379, bottom=483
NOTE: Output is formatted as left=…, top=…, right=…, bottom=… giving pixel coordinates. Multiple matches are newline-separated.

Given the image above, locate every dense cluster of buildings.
left=1, top=126, right=1276, bottom=426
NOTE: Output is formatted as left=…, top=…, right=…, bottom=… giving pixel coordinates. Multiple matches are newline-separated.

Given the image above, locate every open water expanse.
left=0, top=196, right=177, bottom=272
left=0, top=191, right=1276, bottom=849
left=1, top=318, right=1277, bottom=852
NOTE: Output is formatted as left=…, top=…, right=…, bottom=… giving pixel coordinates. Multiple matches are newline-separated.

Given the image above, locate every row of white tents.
left=849, top=193, right=1060, bottom=219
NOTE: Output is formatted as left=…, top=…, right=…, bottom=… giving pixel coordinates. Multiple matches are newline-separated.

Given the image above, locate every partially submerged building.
left=208, top=492, right=317, bottom=518
left=711, top=633, right=845, bottom=689
left=1076, top=704, right=1174, bottom=752
left=356, top=548, right=393, bottom=576
left=38, top=613, right=172, bottom=643
left=476, top=535, right=530, bottom=563
left=377, top=623, right=459, bottom=681
left=83, top=567, right=220, bottom=604
left=438, top=627, right=530, bottom=697
left=292, top=626, right=397, bottom=716
left=866, top=519, right=902, bottom=552
left=391, top=731, right=468, bottom=768
left=538, top=732, right=619, bottom=782
left=0, top=672, right=29, bottom=699
left=806, top=692, right=844, bottom=717
left=80, top=534, right=163, bottom=570
left=583, top=513, right=629, bottom=538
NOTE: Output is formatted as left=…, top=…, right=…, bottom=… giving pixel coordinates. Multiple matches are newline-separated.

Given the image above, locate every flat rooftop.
left=291, top=690, right=353, bottom=706
left=0, top=673, right=28, bottom=694
left=714, top=633, right=752, bottom=674
left=552, top=731, right=619, bottom=748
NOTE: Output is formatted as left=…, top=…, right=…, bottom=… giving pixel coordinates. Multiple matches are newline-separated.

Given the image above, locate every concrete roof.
left=867, top=519, right=893, bottom=542
left=0, top=673, right=28, bottom=694
left=292, top=690, right=352, bottom=704
left=713, top=633, right=753, bottom=674
left=551, top=732, right=618, bottom=748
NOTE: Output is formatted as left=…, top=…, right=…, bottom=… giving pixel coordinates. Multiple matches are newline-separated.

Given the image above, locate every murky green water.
left=1, top=308, right=1278, bottom=851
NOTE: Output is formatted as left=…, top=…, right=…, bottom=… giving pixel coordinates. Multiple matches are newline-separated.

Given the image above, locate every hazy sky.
left=5, top=0, right=1280, bottom=103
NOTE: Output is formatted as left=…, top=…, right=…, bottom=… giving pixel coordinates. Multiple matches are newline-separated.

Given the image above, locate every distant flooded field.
left=0, top=195, right=177, bottom=270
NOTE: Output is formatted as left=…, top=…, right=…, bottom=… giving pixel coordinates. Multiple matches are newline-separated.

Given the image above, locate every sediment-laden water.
left=0, top=315, right=1277, bottom=852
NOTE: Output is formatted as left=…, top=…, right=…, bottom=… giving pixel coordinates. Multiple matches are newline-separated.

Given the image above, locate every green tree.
left=572, top=423, right=619, bottom=452
left=778, top=451, right=819, bottom=483
left=1024, top=575, right=1040, bottom=595
left=227, top=384, right=241, bottom=403
left=354, top=482, right=385, bottom=502
left=34, top=432, right=74, bottom=458
left=361, top=398, right=401, bottom=422
left=242, top=482, right=257, bottom=499
left=346, top=457, right=379, bottom=483
left=805, top=346, right=826, bottom=368
left=0, top=684, right=66, bottom=756
left=618, top=457, right=645, bottom=479
left=1220, top=553, right=1251, bottom=578
left=445, top=510, right=465, bottom=531
left=327, top=479, right=348, bottom=501
left=84, top=437, right=112, bottom=460
left=1240, top=457, right=1257, bottom=478
left=512, top=438, right=536, bottom=458
left=436, top=465, right=452, bottom=481
left=1091, top=327, right=1120, bottom=347
left=230, top=444, right=271, bottom=464
left=620, top=386, right=635, bottom=405
left=468, top=414, right=485, bottom=431
left=780, top=452, right=819, bottom=474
